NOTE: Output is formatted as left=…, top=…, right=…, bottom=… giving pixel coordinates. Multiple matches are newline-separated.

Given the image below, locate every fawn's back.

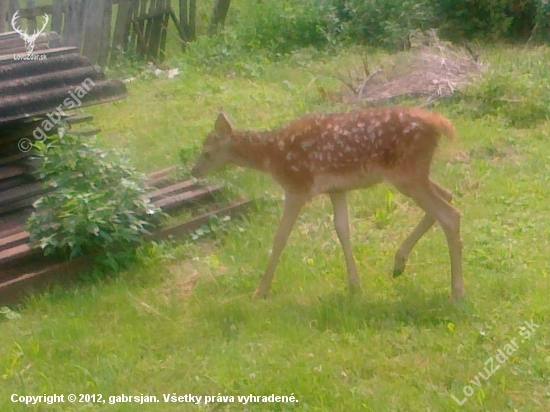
left=261, top=106, right=455, bottom=194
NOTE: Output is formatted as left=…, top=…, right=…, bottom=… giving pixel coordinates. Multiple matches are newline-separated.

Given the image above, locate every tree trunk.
left=208, top=0, right=231, bottom=35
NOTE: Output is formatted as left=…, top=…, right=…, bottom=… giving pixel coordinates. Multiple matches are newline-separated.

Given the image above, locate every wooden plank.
left=0, top=151, right=32, bottom=167
left=159, top=5, right=168, bottom=62
left=0, top=242, right=35, bottom=264
left=0, top=166, right=23, bottom=181
left=61, top=0, right=76, bottom=46
left=112, top=0, right=133, bottom=52
left=149, top=180, right=196, bottom=201
left=132, top=18, right=157, bottom=64
left=153, top=185, right=221, bottom=211
left=143, top=0, right=156, bottom=57
left=51, top=0, right=64, bottom=34
left=179, top=0, right=188, bottom=41
left=146, top=166, right=174, bottom=180
left=25, top=0, right=36, bottom=32
left=0, top=200, right=254, bottom=306
left=81, top=0, right=105, bottom=63
left=0, top=182, right=43, bottom=207
left=97, top=0, right=112, bottom=66
left=18, top=4, right=52, bottom=19
left=150, top=199, right=254, bottom=240
left=0, top=0, right=8, bottom=33
left=0, top=231, right=29, bottom=252
left=0, top=31, right=60, bottom=52
left=208, top=0, right=231, bottom=35
left=0, top=175, right=28, bottom=192
left=188, top=0, right=195, bottom=40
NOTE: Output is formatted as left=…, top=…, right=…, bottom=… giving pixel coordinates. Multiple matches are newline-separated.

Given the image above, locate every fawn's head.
left=192, top=113, right=234, bottom=178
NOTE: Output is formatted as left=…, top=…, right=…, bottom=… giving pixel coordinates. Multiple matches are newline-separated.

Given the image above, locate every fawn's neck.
left=230, top=130, right=275, bottom=172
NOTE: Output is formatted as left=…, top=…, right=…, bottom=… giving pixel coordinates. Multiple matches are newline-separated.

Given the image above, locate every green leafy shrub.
left=27, top=128, right=162, bottom=259
left=450, top=68, right=550, bottom=128
left=228, top=0, right=333, bottom=54
left=331, top=0, right=438, bottom=49
left=438, top=0, right=537, bottom=40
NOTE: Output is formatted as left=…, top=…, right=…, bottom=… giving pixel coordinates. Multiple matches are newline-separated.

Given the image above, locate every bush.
left=228, top=0, right=333, bottom=54
left=331, top=0, right=438, bottom=49
left=438, top=0, right=538, bottom=41
left=27, top=128, right=162, bottom=259
left=449, top=66, right=550, bottom=128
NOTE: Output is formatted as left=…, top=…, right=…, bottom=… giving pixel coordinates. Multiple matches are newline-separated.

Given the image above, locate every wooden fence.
left=0, top=0, right=231, bottom=66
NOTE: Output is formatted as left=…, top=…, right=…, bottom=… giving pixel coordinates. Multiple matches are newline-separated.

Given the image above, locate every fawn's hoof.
left=392, top=255, right=407, bottom=277
left=252, top=289, right=269, bottom=299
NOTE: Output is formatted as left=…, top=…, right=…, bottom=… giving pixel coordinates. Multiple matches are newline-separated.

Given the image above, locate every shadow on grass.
left=195, top=283, right=473, bottom=340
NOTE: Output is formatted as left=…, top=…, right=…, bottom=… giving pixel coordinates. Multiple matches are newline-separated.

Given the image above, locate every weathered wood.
left=169, top=8, right=186, bottom=44
left=0, top=30, right=57, bottom=51
left=132, top=18, right=158, bottom=64
left=188, top=0, right=195, bottom=40
left=111, top=0, right=133, bottom=53
left=179, top=0, right=187, bottom=43
left=81, top=0, right=105, bottom=63
left=0, top=231, right=29, bottom=252
left=0, top=200, right=254, bottom=306
left=51, top=0, right=63, bottom=34
left=25, top=0, right=36, bottom=32
left=0, top=166, right=23, bottom=181
left=149, top=180, right=196, bottom=201
left=150, top=199, right=254, bottom=240
left=159, top=5, right=168, bottom=61
left=0, top=1, right=7, bottom=33
left=8, top=0, right=19, bottom=19
left=97, top=0, right=112, bottom=66
left=0, top=182, right=44, bottom=208
left=16, top=4, right=52, bottom=19
left=208, top=0, right=231, bottom=35
left=153, top=185, right=222, bottom=211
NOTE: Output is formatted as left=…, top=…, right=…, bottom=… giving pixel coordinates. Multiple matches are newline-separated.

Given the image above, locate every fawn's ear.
left=215, top=112, right=233, bottom=137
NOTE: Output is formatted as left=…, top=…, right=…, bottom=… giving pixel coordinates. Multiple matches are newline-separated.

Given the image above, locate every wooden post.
left=0, top=0, right=7, bottom=33
left=97, top=0, right=112, bottom=66
left=82, top=0, right=105, bottom=63
left=208, top=0, right=230, bottom=35
left=179, top=0, right=187, bottom=40
left=188, top=0, right=195, bottom=40
left=25, top=0, right=35, bottom=31
left=51, top=0, right=63, bottom=34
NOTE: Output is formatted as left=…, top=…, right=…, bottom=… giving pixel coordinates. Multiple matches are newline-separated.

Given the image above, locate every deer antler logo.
left=11, top=11, right=49, bottom=54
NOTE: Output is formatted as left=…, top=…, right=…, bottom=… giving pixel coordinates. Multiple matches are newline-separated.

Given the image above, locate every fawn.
left=192, top=107, right=464, bottom=301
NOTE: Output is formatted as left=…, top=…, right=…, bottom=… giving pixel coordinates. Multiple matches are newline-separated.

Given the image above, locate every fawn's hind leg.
left=390, top=176, right=464, bottom=301
left=393, top=180, right=452, bottom=277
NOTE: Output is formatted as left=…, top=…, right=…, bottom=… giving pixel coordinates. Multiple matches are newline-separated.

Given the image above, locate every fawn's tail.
left=430, top=112, right=457, bottom=141
left=409, top=108, right=457, bottom=141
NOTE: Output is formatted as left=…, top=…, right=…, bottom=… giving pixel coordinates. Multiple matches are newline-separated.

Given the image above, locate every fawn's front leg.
left=330, top=192, right=362, bottom=294
left=254, top=192, right=307, bottom=297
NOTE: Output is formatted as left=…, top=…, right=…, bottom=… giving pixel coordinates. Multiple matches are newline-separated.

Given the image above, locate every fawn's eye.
left=203, top=152, right=211, bottom=160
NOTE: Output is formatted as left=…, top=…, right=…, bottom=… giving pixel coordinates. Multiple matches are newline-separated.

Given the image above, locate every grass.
left=1, top=43, right=550, bottom=411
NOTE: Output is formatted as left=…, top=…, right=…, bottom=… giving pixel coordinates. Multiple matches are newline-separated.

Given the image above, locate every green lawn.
left=1, top=44, right=549, bottom=411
